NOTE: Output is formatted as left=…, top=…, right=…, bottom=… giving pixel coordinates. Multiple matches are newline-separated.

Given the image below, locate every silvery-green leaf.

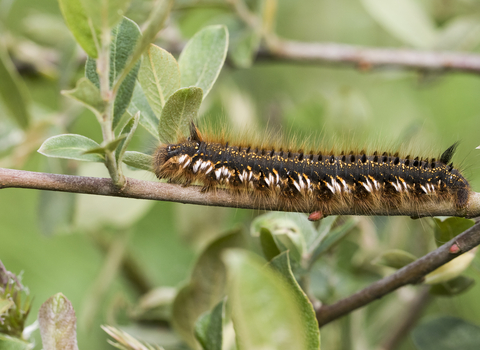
left=179, top=25, right=228, bottom=98
left=38, top=293, right=79, bottom=350
left=57, top=0, right=100, bottom=57
left=122, top=151, right=153, bottom=171
left=159, top=87, right=203, bottom=144
left=138, top=44, right=181, bottom=119
left=38, top=134, right=104, bottom=162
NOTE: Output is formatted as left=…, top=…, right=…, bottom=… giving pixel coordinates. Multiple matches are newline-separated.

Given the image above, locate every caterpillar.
left=153, top=124, right=471, bottom=216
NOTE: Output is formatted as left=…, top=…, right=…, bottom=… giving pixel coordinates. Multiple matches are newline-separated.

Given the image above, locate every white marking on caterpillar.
left=420, top=185, right=428, bottom=194
left=265, top=177, right=271, bottom=186
left=183, top=157, right=191, bottom=168
left=215, top=168, right=222, bottom=179
left=361, top=181, right=372, bottom=193
left=178, top=154, right=187, bottom=164
left=325, top=181, right=336, bottom=194
left=193, top=160, right=202, bottom=173
left=293, top=180, right=301, bottom=192
left=200, top=162, right=209, bottom=171
left=205, top=164, right=213, bottom=174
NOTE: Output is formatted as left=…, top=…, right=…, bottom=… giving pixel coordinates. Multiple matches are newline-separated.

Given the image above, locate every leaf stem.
left=96, top=25, right=125, bottom=188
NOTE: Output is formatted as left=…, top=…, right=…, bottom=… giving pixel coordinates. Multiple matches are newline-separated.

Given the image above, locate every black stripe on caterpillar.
left=153, top=124, right=471, bottom=215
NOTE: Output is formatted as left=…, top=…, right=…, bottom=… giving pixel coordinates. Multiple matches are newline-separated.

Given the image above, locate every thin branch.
left=1, top=167, right=480, bottom=217
left=260, top=40, right=480, bottom=74
left=315, top=221, right=480, bottom=327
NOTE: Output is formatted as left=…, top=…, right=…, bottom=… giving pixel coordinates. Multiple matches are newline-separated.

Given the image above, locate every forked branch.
left=315, top=221, right=480, bottom=327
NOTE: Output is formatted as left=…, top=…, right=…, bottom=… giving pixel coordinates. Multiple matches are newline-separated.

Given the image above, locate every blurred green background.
left=1, top=0, right=480, bottom=349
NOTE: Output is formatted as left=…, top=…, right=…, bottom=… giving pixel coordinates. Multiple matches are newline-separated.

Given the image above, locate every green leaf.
left=113, top=0, right=174, bottom=94
left=138, top=44, right=181, bottom=119
left=424, top=250, right=476, bottom=285
left=433, top=217, right=474, bottom=248
left=122, top=151, right=153, bottom=171
left=38, top=293, right=79, bottom=350
left=251, top=212, right=311, bottom=264
left=38, top=134, right=104, bottom=162
left=0, top=298, right=14, bottom=314
left=179, top=25, right=228, bottom=98
left=194, top=299, right=225, bottom=350
left=127, top=82, right=159, bottom=139
left=116, top=112, right=140, bottom=164
left=159, top=87, right=203, bottom=144
left=229, top=28, right=261, bottom=68
left=0, top=46, right=31, bottom=129
left=259, top=227, right=281, bottom=261
left=360, top=0, right=437, bottom=48
left=85, top=17, right=142, bottom=128
left=372, top=249, right=417, bottom=269
left=0, top=335, right=32, bottom=350
left=435, top=15, right=480, bottom=51
left=57, top=0, right=100, bottom=57
left=412, top=316, right=480, bottom=350
left=83, top=134, right=127, bottom=155
left=62, top=78, right=105, bottom=118
left=269, top=252, right=321, bottom=350
left=224, top=250, right=310, bottom=350
left=79, top=0, right=131, bottom=29
left=172, top=230, right=244, bottom=350
left=309, top=218, right=357, bottom=264
left=429, top=276, right=475, bottom=297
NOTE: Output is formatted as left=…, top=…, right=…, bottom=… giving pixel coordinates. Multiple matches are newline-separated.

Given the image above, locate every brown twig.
left=258, top=40, right=480, bottom=74
left=1, top=167, right=480, bottom=217
left=315, top=221, right=480, bottom=327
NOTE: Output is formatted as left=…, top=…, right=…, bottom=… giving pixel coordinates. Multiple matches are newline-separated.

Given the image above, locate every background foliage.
left=1, top=0, right=480, bottom=349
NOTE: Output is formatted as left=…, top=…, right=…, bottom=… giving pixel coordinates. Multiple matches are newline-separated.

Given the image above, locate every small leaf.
left=412, top=316, right=480, bottom=350
left=435, top=15, right=480, bottom=51
left=0, top=46, right=31, bottom=129
left=79, top=0, right=131, bottom=29
left=127, top=81, right=159, bottom=139
left=122, top=151, right=153, bottom=171
left=268, top=252, right=321, bottom=350
left=85, top=17, right=142, bottom=128
left=424, top=250, right=477, bottom=285
left=116, top=112, right=140, bottom=164
left=62, top=78, right=105, bottom=117
left=372, top=249, right=417, bottom=269
left=179, top=25, right=228, bottom=98
left=113, top=0, right=174, bottom=93
left=172, top=230, right=244, bottom=350
left=259, top=227, right=281, bottom=261
left=360, top=0, right=437, bottom=48
left=224, top=250, right=308, bottom=350
left=102, top=325, right=164, bottom=350
left=429, top=276, right=475, bottom=296
left=310, top=218, right=357, bottom=263
left=38, top=293, right=79, bottom=350
left=0, top=298, right=14, bottom=314
left=138, top=44, right=181, bottom=118
left=194, top=299, right=225, bottom=350
left=251, top=212, right=311, bottom=264
left=58, top=0, right=100, bottom=57
left=38, top=134, right=104, bottom=162
left=433, top=217, right=474, bottom=248
left=229, top=28, right=261, bottom=68
left=83, top=134, right=127, bottom=155
left=0, top=335, right=32, bottom=350
left=159, top=87, right=203, bottom=144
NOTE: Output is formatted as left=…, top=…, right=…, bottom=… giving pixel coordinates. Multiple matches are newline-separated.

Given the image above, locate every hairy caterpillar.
left=153, top=124, right=471, bottom=216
